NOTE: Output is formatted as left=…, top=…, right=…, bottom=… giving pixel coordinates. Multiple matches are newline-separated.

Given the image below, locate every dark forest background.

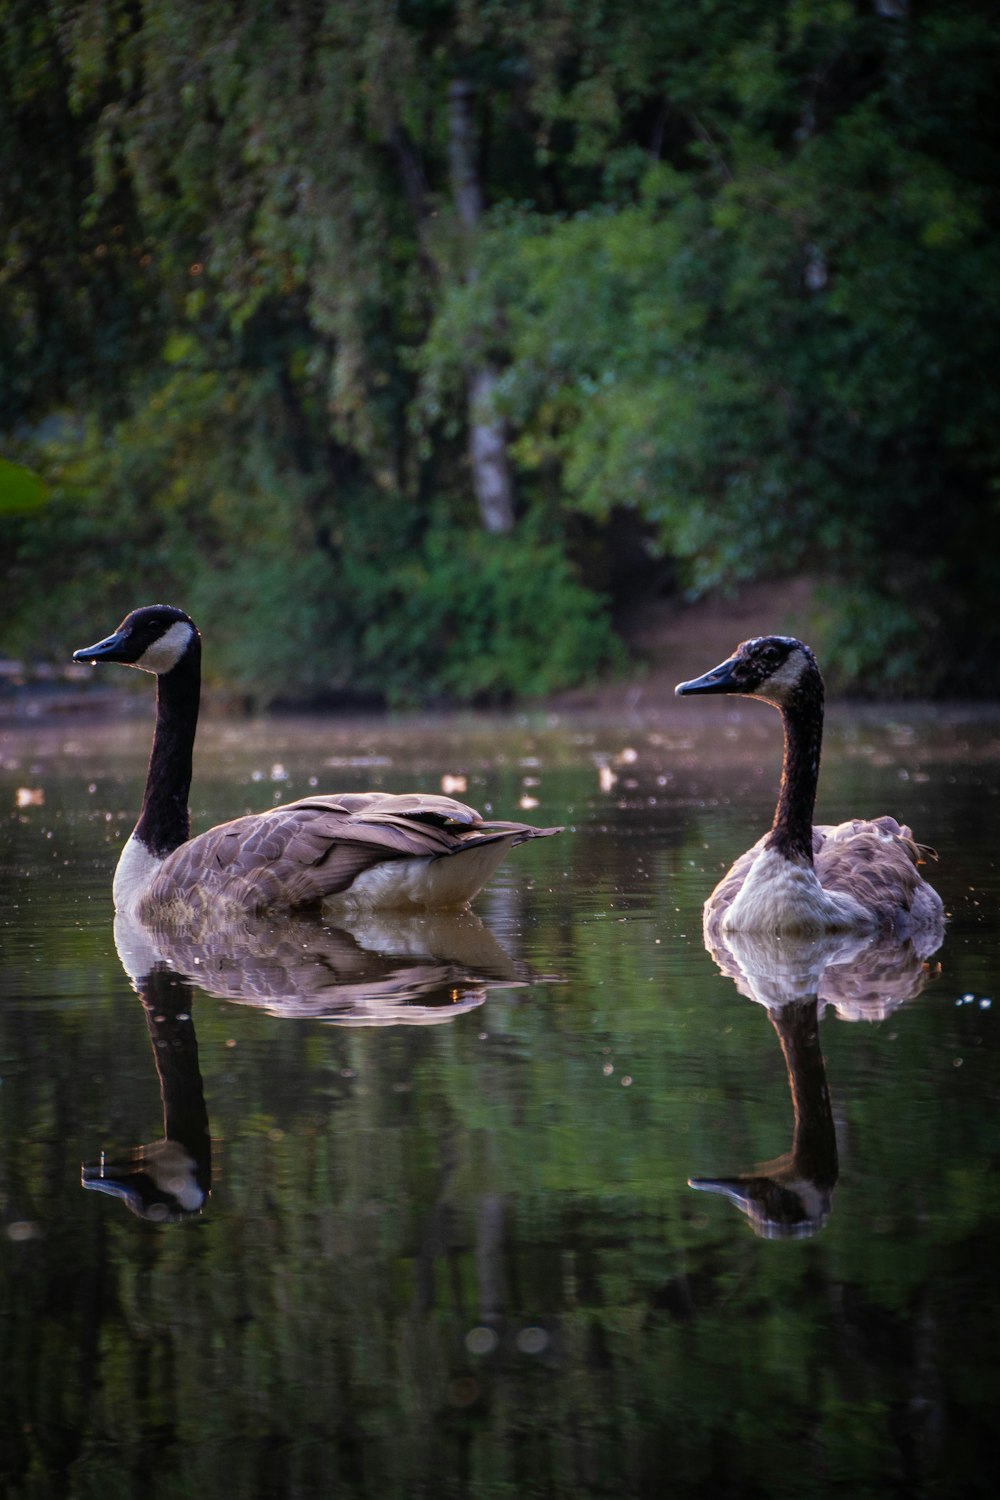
left=2, top=1, right=998, bottom=704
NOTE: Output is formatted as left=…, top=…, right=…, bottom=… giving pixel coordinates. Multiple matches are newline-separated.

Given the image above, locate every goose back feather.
left=135, top=791, right=549, bottom=918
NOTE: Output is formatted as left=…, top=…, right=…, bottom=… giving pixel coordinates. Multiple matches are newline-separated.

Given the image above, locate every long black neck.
left=764, top=674, right=824, bottom=864
left=133, top=641, right=201, bottom=857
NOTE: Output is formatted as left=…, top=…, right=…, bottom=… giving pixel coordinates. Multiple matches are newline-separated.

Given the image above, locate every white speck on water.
left=466, top=1326, right=499, bottom=1355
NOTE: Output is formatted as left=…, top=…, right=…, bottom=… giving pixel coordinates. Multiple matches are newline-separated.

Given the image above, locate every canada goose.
left=73, top=605, right=561, bottom=920
left=675, top=636, right=945, bottom=939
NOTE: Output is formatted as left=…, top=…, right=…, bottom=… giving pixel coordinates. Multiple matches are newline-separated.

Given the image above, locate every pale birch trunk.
left=447, top=78, right=516, bottom=534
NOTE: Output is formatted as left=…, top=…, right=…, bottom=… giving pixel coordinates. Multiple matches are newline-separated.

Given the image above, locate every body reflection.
left=85, top=909, right=543, bottom=1220
left=691, top=928, right=943, bottom=1239
left=114, top=906, right=537, bottom=1025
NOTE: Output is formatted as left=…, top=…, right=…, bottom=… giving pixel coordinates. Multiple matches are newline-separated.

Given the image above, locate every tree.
left=2, top=0, right=999, bottom=698
left=447, top=78, right=517, bottom=534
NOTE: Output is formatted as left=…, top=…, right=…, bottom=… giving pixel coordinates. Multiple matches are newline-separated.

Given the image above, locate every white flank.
left=135, top=621, right=195, bottom=675
left=339, top=838, right=518, bottom=910
left=723, top=847, right=875, bottom=936
left=113, top=833, right=167, bottom=916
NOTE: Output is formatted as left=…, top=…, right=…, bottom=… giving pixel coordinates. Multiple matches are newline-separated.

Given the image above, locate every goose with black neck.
left=73, top=605, right=561, bottom=922
left=676, top=635, right=944, bottom=941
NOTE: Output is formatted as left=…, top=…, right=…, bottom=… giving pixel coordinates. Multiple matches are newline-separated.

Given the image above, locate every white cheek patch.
left=135, top=621, right=195, bottom=674
left=754, top=651, right=807, bottom=702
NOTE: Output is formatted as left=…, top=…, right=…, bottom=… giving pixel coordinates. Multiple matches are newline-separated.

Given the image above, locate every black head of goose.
left=675, top=635, right=945, bottom=941
left=73, top=605, right=561, bottom=921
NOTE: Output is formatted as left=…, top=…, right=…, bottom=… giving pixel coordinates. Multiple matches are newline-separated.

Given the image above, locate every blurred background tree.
left=2, top=0, right=998, bottom=702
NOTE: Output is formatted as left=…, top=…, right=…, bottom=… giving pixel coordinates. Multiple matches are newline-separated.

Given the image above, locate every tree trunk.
left=447, top=78, right=516, bottom=534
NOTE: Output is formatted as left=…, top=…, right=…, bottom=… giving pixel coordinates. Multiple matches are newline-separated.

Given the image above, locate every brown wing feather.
left=286, top=791, right=486, bottom=826
left=144, top=792, right=561, bottom=915
left=813, top=816, right=944, bottom=946
left=704, top=816, right=943, bottom=949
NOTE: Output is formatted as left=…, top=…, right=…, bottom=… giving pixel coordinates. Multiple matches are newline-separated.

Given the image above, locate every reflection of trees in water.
left=69, top=1086, right=970, bottom=1500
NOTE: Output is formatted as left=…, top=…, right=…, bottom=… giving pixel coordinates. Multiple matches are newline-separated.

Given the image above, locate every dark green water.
left=1, top=698, right=998, bottom=1499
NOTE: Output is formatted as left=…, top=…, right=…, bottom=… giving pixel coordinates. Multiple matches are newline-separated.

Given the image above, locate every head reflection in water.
left=689, top=929, right=942, bottom=1240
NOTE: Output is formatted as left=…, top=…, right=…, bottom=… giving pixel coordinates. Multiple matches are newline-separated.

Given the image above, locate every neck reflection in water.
left=82, top=964, right=211, bottom=1224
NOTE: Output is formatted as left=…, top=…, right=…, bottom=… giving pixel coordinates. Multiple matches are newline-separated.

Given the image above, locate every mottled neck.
left=765, top=681, right=824, bottom=863
left=133, top=644, right=201, bottom=857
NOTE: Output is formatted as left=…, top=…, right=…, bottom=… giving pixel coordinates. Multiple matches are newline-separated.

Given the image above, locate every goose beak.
left=675, top=655, right=740, bottom=696
left=72, top=629, right=129, bottom=665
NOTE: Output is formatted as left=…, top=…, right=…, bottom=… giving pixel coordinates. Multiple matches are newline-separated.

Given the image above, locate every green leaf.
left=0, top=459, right=48, bottom=514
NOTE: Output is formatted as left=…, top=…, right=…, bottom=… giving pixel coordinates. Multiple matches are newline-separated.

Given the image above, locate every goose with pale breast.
left=73, top=605, right=561, bottom=920
left=675, top=636, right=944, bottom=939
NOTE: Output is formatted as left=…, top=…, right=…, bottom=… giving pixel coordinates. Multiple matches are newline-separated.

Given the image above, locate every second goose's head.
left=73, top=605, right=200, bottom=677
left=675, top=636, right=823, bottom=711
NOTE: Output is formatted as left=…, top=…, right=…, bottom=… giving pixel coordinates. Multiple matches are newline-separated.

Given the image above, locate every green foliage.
left=2, top=365, right=618, bottom=703
left=357, top=521, right=624, bottom=704
left=417, top=2, right=1000, bottom=690
left=2, top=0, right=999, bottom=698
left=0, top=457, right=46, bottom=513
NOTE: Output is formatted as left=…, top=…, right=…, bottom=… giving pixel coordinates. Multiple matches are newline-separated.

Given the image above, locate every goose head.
left=675, top=635, right=822, bottom=710
left=73, top=605, right=199, bottom=676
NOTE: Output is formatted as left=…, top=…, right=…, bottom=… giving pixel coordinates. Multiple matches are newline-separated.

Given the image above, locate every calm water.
left=1, top=695, right=998, bottom=1499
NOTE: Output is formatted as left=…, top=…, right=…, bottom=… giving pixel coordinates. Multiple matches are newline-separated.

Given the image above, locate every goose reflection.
left=113, top=905, right=538, bottom=1025
left=690, top=926, right=943, bottom=1239
left=82, top=963, right=211, bottom=1223
left=84, top=907, right=543, bottom=1221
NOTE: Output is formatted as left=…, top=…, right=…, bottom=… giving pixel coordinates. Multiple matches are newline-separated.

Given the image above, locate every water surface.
left=1, top=697, right=997, bottom=1498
